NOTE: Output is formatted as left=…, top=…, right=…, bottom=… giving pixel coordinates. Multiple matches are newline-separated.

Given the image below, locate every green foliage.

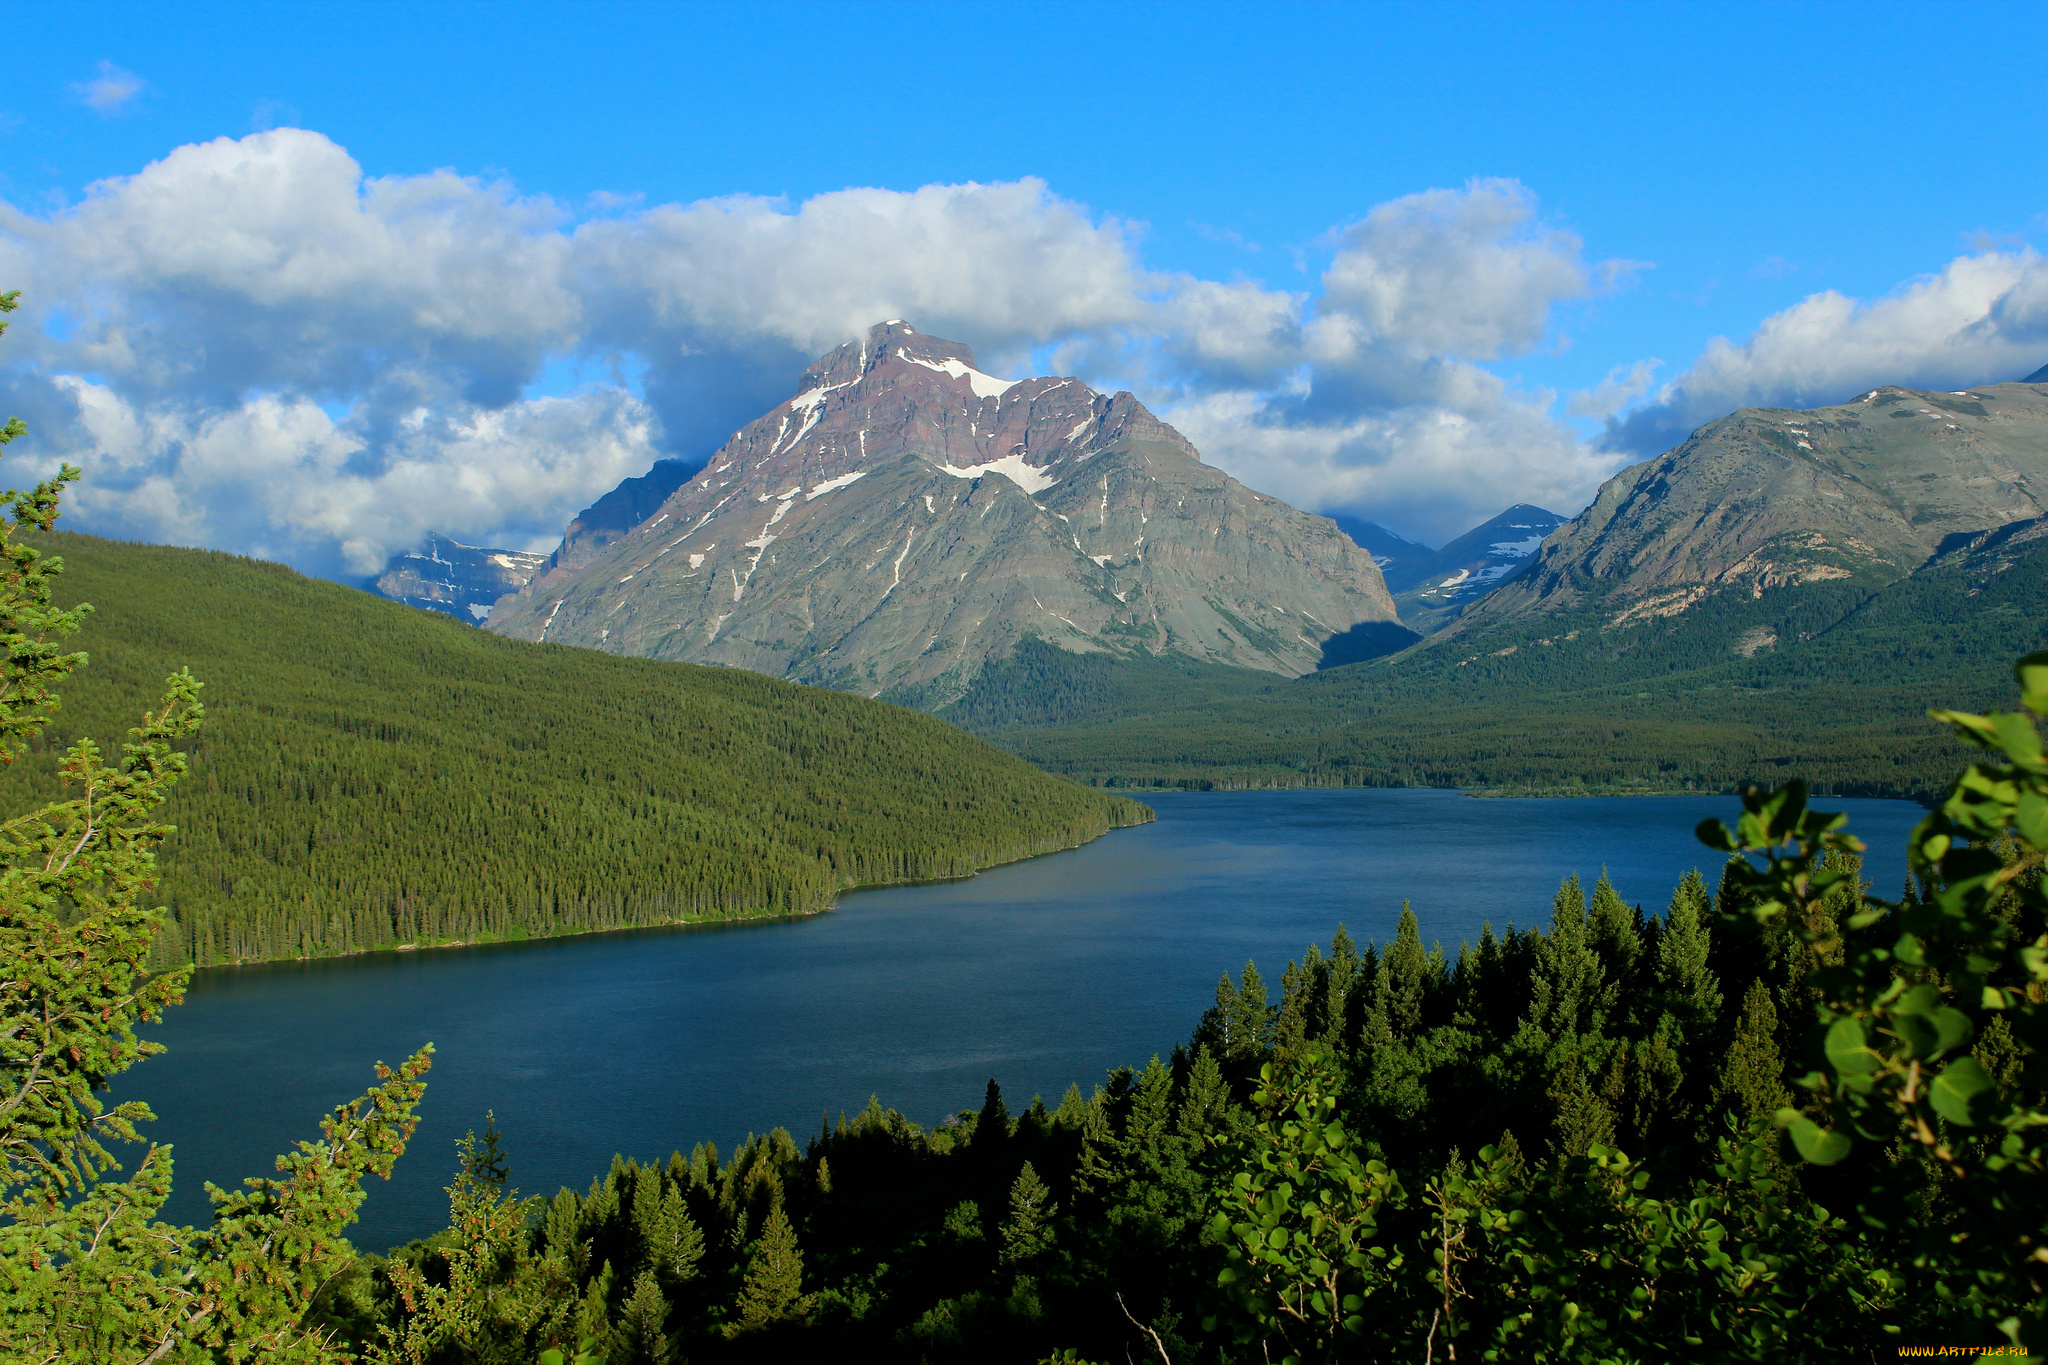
left=0, top=294, right=434, bottom=1363
left=1206, top=1045, right=1403, bottom=1364
left=0, top=534, right=1149, bottom=968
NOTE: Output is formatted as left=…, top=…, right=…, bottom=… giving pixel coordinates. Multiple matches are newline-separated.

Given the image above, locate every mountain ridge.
left=486, top=321, right=1401, bottom=703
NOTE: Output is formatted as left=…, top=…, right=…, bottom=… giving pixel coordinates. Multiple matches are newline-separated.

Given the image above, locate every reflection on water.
left=133, top=787, right=1927, bottom=1250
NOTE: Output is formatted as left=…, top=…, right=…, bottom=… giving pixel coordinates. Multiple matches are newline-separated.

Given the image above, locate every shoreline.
left=177, top=804, right=1154, bottom=974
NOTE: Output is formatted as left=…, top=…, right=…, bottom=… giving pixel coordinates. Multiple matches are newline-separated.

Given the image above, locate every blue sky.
left=3, top=1, right=2045, bottom=573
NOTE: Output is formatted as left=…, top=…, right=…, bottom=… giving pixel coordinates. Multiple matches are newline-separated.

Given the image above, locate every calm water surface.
left=133, top=787, right=1926, bottom=1250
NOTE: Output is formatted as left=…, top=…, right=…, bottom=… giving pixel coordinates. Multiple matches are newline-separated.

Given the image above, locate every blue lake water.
left=131, top=787, right=1927, bottom=1251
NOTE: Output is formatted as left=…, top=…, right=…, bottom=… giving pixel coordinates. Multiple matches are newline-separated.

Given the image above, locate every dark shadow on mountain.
left=1318, top=620, right=1424, bottom=670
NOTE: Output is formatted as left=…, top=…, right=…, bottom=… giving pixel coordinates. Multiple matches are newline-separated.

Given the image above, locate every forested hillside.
left=1, top=533, right=1148, bottom=969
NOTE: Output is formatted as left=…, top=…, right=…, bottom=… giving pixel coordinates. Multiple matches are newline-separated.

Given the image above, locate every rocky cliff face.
left=486, top=322, right=1398, bottom=702
left=1439, top=380, right=2048, bottom=646
left=371, top=534, right=545, bottom=622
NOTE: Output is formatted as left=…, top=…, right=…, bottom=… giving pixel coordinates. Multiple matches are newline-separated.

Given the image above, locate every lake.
left=131, top=787, right=1927, bottom=1251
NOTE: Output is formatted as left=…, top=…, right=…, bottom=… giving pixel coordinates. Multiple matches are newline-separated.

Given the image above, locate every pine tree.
left=1657, top=868, right=1722, bottom=1030
left=1587, top=867, right=1643, bottom=986
left=615, top=1270, right=670, bottom=1365
left=1000, top=1161, right=1057, bottom=1268
left=1719, top=978, right=1791, bottom=1126
left=971, top=1078, right=1011, bottom=1159
left=722, top=1206, right=813, bottom=1337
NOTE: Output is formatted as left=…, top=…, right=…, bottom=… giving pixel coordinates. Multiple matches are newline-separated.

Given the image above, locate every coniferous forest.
left=0, top=532, right=1148, bottom=970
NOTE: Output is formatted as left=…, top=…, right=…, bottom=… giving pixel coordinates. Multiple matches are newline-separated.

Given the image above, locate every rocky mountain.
left=1384, top=504, right=1569, bottom=632
left=485, top=321, right=1399, bottom=703
left=370, top=534, right=545, bottom=622
left=1433, top=379, right=2048, bottom=655
left=2024, top=362, right=2048, bottom=384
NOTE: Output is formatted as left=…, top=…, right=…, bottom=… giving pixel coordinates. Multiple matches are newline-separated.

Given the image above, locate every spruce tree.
left=1226, top=960, right=1273, bottom=1062
left=1319, top=923, right=1363, bottom=1047
left=1718, top=977, right=1792, bottom=1126
left=615, top=1270, right=670, bottom=1365
left=971, top=1078, right=1011, bottom=1159
left=722, top=1206, right=813, bottom=1337
left=1656, top=868, right=1721, bottom=1031
left=999, top=1162, right=1057, bottom=1268
left=1587, top=867, right=1643, bottom=986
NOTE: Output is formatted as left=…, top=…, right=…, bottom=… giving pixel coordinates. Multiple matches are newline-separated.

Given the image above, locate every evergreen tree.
left=615, top=1270, right=670, bottom=1365
left=971, top=1079, right=1012, bottom=1159
left=1718, top=977, right=1792, bottom=1127
left=723, top=1206, right=814, bottom=1337
left=1225, top=960, right=1273, bottom=1063
left=1586, top=867, right=1643, bottom=987
left=1656, top=868, right=1721, bottom=1029
left=0, top=288, right=435, bottom=1364
left=999, top=1162, right=1057, bottom=1268
left=1319, top=923, right=1363, bottom=1046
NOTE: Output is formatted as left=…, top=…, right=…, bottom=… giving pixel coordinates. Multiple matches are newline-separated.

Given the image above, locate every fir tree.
left=615, top=1271, right=670, bottom=1365
left=722, top=1206, right=813, bottom=1337
left=1587, top=867, right=1643, bottom=986
left=1718, top=978, right=1792, bottom=1126
left=999, top=1162, right=1057, bottom=1268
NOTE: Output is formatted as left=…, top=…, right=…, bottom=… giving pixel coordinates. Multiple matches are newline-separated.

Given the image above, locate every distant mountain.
left=1383, top=504, right=1569, bottom=631
left=2024, top=362, right=2048, bottom=384
left=1435, top=381, right=2048, bottom=655
left=1321, top=512, right=1434, bottom=580
left=487, top=321, right=1401, bottom=704
left=370, top=533, right=545, bottom=622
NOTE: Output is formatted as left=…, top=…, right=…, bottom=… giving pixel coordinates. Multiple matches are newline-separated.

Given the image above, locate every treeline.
left=316, top=824, right=2043, bottom=1361
left=1, top=534, right=1148, bottom=969
left=947, top=526, right=2048, bottom=796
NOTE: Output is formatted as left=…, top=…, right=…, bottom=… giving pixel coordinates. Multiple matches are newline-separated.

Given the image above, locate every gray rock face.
left=485, top=322, right=1398, bottom=701
left=1442, top=381, right=2048, bottom=642
left=371, top=534, right=546, bottom=622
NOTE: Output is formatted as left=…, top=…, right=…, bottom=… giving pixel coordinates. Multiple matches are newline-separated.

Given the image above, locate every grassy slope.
left=5, top=533, right=1149, bottom=967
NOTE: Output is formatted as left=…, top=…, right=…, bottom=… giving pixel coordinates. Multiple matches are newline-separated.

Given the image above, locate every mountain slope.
left=1, top=532, right=1148, bottom=968
left=486, top=322, right=1399, bottom=705
left=1435, top=381, right=2048, bottom=652
left=1388, top=504, right=1568, bottom=631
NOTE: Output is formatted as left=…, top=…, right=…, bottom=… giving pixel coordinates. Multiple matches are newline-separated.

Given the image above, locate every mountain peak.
left=487, top=324, right=1400, bottom=700
left=798, top=320, right=1005, bottom=394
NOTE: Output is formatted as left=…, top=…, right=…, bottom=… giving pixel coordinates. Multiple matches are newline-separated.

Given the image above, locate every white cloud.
left=1319, top=178, right=1623, bottom=360
left=73, top=61, right=146, bottom=115
left=1607, top=248, right=2048, bottom=454
left=0, top=131, right=1646, bottom=566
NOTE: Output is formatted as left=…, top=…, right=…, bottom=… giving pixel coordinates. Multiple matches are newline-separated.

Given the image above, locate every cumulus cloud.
left=0, top=131, right=1646, bottom=568
left=72, top=61, right=146, bottom=114
left=1607, top=249, right=2048, bottom=454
